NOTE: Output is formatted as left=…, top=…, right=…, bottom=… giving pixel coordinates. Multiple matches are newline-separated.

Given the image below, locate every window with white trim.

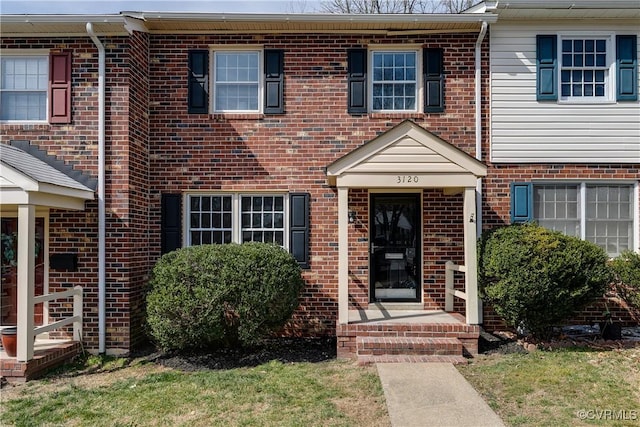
left=0, top=55, right=48, bottom=121
left=187, top=194, right=287, bottom=247
left=371, top=51, right=418, bottom=112
left=560, top=37, right=611, bottom=101
left=213, top=51, right=261, bottom=112
left=241, top=195, right=285, bottom=245
left=537, top=33, right=638, bottom=103
left=533, top=183, right=635, bottom=256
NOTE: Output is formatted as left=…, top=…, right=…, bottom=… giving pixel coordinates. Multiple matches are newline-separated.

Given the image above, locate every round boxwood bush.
left=146, top=242, right=304, bottom=351
left=611, top=250, right=640, bottom=321
left=478, top=223, right=612, bottom=338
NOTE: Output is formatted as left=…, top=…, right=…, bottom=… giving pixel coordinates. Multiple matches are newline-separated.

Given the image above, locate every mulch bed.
left=139, top=337, right=337, bottom=372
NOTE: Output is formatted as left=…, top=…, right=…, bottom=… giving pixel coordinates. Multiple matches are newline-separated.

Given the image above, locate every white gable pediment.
left=326, top=121, right=486, bottom=188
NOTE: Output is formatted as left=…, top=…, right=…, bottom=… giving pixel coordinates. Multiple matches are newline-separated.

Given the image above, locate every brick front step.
left=358, top=354, right=469, bottom=365
left=357, top=336, right=462, bottom=356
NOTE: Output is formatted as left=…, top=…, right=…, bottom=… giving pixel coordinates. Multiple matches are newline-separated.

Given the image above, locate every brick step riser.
left=356, top=337, right=463, bottom=357
left=358, top=355, right=469, bottom=365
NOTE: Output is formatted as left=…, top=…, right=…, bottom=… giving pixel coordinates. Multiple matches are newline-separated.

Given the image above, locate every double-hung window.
left=213, top=51, right=261, bottom=112
left=560, top=37, right=611, bottom=101
left=512, top=182, right=637, bottom=256
left=371, top=51, right=418, bottom=112
left=173, top=192, right=310, bottom=267
left=0, top=51, right=72, bottom=123
left=187, top=48, right=284, bottom=114
left=1, top=55, right=48, bottom=121
left=187, top=194, right=287, bottom=247
left=347, top=47, right=444, bottom=114
left=537, top=34, right=637, bottom=102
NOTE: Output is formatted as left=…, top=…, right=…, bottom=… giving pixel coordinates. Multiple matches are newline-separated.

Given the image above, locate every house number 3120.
left=396, top=175, right=419, bottom=184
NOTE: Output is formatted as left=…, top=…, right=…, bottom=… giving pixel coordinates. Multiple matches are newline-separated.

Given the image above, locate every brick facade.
left=1, top=22, right=637, bottom=353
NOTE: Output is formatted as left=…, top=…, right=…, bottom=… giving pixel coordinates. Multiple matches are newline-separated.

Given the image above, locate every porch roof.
left=326, top=120, right=487, bottom=188
left=0, top=144, right=94, bottom=210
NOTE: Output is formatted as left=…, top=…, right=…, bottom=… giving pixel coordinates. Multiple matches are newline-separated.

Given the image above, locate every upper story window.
left=347, top=47, right=444, bottom=114
left=560, top=37, right=611, bottom=101
left=371, top=51, right=418, bottom=112
left=0, top=51, right=72, bottom=124
left=188, top=48, right=284, bottom=115
left=537, top=34, right=637, bottom=103
left=1, top=55, right=48, bottom=121
left=213, top=51, right=261, bottom=112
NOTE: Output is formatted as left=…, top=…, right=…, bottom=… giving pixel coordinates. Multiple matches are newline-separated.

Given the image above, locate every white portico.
left=326, top=120, right=487, bottom=327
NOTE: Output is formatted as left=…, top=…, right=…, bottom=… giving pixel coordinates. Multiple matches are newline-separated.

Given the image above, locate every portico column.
left=337, top=186, right=349, bottom=324
left=16, top=204, right=35, bottom=361
left=463, top=187, right=481, bottom=324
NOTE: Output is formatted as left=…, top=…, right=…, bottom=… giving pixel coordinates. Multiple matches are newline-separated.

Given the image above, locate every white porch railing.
left=445, top=261, right=467, bottom=312
left=33, top=285, right=83, bottom=341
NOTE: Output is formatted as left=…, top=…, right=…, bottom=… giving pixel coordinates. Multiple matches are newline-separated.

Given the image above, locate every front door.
left=370, top=193, right=420, bottom=302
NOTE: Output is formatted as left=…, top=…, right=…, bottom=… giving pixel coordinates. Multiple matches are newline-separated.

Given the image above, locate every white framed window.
left=240, top=195, right=285, bottom=246
left=533, top=183, right=636, bottom=256
left=213, top=50, right=262, bottom=113
left=187, top=193, right=288, bottom=248
left=559, top=35, right=613, bottom=102
left=188, top=195, right=233, bottom=245
left=370, top=49, right=419, bottom=112
left=0, top=55, right=48, bottom=121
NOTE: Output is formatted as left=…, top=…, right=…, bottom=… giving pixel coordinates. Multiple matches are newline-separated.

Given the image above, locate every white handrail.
left=445, top=261, right=467, bottom=312
left=33, top=285, right=83, bottom=342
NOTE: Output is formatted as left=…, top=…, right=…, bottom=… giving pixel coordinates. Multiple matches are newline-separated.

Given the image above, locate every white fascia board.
left=0, top=163, right=39, bottom=192
left=122, top=11, right=498, bottom=24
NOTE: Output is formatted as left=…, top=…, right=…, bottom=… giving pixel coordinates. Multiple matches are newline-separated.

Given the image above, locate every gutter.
left=475, top=21, right=488, bottom=239
left=474, top=21, right=488, bottom=324
left=86, top=22, right=107, bottom=354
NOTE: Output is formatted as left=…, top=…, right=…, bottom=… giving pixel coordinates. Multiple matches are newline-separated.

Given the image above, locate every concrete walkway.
left=377, top=363, right=505, bottom=427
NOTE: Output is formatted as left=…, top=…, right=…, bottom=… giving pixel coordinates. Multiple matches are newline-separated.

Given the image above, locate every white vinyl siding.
left=490, top=23, right=640, bottom=163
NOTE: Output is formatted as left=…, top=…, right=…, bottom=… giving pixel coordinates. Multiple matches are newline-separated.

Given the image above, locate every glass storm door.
left=370, top=194, right=421, bottom=302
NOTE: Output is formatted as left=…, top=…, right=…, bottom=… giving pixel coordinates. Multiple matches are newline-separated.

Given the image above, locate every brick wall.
left=146, top=32, right=486, bottom=334
left=0, top=35, right=153, bottom=352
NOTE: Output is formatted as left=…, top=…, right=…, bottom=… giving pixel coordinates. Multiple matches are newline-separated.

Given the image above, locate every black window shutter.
left=347, top=49, right=367, bottom=114
left=536, top=35, right=558, bottom=101
left=264, top=49, right=284, bottom=114
left=424, top=48, right=444, bottom=113
left=289, top=193, right=310, bottom=269
left=161, top=194, right=182, bottom=254
left=616, top=35, right=638, bottom=101
left=510, top=183, right=533, bottom=223
left=188, top=50, right=209, bottom=114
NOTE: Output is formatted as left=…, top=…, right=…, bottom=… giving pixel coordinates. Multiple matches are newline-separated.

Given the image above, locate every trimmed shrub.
left=611, top=250, right=640, bottom=321
left=478, top=223, right=612, bottom=338
left=146, top=243, right=304, bottom=351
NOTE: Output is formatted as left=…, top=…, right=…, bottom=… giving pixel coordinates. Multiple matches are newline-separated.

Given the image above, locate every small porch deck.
left=1, top=339, right=81, bottom=382
left=337, top=309, right=480, bottom=365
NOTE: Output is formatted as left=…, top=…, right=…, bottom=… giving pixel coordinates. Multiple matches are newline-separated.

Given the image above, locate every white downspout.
left=86, top=22, right=106, bottom=354
left=475, top=21, right=488, bottom=238
left=474, top=21, right=488, bottom=324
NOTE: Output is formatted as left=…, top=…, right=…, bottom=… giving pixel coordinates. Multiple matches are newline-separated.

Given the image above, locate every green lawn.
left=458, top=346, right=640, bottom=427
left=0, top=356, right=389, bottom=427
left=2, top=345, right=639, bottom=427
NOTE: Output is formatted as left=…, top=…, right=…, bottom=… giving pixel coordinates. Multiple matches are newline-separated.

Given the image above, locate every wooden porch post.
left=16, top=204, right=35, bottom=362
left=463, top=188, right=481, bottom=324
left=338, top=186, right=349, bottom=324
